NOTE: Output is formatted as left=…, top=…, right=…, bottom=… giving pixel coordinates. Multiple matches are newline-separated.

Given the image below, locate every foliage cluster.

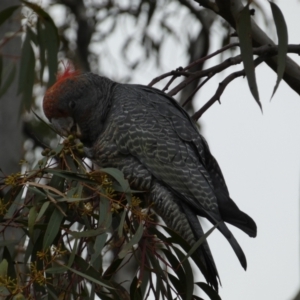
left=0, top=136, right=220, bottom=299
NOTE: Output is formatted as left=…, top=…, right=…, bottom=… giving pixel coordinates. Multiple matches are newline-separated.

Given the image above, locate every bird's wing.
left=112, top=84, right=219, bottom=214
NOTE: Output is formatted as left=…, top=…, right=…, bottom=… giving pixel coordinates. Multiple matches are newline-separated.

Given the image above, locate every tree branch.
left=194, top=0, right=300, bottom=96
left=192, top=56, right=265, bottom=120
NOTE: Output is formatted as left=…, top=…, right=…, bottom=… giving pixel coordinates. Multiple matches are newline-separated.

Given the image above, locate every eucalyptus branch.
left=148, top=42, right=240, bottom=88
left=167, top=54, right=244, bottom=96
left=151, top=42, right=300, bottom=108
left=182, top=75, right=213, bottom=107
left=183, top=42, right=240, bottom=72
left=192, top=56, right=265, bottom=121
left=195, top=0, right=300, bottom=95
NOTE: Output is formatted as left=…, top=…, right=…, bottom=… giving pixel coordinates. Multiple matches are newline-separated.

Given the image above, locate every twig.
left=182, top=74, right=213, bottom=107
left=192, top=56, right=265, bottom=120
left=148, top=69, right=191, bottom=87
left=149, top=43, right=239, bottom=88
left=167, top=55, right=244, bottom=96
left=183, top=42, right=239, bottom=71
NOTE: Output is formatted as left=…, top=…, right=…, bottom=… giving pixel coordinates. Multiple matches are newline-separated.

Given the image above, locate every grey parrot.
left=43, top=71, right=257, bottom=290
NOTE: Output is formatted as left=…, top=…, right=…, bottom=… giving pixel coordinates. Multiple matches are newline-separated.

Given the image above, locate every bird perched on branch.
left=43, top=69, right=257, bottom=290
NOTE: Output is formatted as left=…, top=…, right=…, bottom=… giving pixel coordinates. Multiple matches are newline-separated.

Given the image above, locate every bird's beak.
left=51, top=117, right=74, bottom=137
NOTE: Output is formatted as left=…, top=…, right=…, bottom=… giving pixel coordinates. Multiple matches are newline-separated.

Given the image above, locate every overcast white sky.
left=49, top=1, right=300, bottom=299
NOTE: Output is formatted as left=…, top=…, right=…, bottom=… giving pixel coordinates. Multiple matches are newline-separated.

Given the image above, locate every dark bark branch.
left=150, top=43, right=300, bottom=107
left=192, top=56, right=265, bottom=120
left=194, top=0, right=300, bottom=96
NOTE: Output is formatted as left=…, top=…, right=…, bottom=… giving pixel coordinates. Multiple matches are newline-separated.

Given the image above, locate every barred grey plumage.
left=43, top=72, right=257, bottom=290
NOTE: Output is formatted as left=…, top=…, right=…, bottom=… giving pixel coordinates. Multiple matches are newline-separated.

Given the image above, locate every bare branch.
left=192, top=56, right=265, bottom=120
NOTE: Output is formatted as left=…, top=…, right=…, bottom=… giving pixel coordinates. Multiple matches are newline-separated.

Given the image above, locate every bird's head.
left=43, top=69, right=115, bottom=147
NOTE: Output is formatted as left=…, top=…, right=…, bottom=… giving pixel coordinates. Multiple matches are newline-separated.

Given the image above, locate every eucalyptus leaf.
left=18, top=26, right=35, bottom=112
left=269, top=1, right=288, bottom=98
left=118, top=222, right=144, bottom=258
left=69, top=226, right=108, bottom=238
left=91, top=233, right=107, bottom=267
left=36, top=201, right=50, bottom=222
left=0, top=5, right=19, bottom=27
left=4, top=187, right=24, bottom=219
left=173, top=247, right=194, bottom=300
left=196, top=282, right=222, bottom=300
left=28, top=206, right=38, bottom=238
left=0, top=259, right=8, bottom=276
left=236, top=5, right=261, bottom=109
left=22, top=1, right=59, bottom=86
left=43, top=207, right=64, bottom=250
left=101, top=168, right=132, bottom=205
left=66, top=256, right=114, bottom=289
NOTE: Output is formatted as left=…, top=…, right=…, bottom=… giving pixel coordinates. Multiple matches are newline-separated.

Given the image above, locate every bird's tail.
left=218, top=221, right=247, bottom=269
left=216, top=191, right=257, bottom=238
left=180, top=202, right=220, bottom=291
left=206, top=209, right=248, bottom=270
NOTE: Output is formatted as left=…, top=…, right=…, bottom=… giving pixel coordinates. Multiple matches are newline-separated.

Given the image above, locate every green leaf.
left=91, top=233, right=107, bottom=267
left=147, top=252, right=167, bottom=299
left=196, top=282, right=222, bottom=300
left=67, top=238, right=78, bottom=267
left=138, top=269, right=150, bottom=298
left=57, top=259, right=114, bottom=289
left=173, top=247, right=194, bottom=300
left=31, top=234, right=45, bottom=296
left=101, top=168, right=132, bottom=204
left=236, top=5, right=261, bottom=110
left=103, top=257, right=123, bottom=280
left=43, top=207, right=64, bottom=250
left=2, top=247, right=17, bottom=286
left=0, top=62, right=16, bottom=98
left=150, top=225, right=209, bottom=281
left=69, top=226, right=108, bottom=238
left=0, top=286, right=9, bottom=298
left=0, top=5, right=19, bottom=27
left=0, top=259, right=8, bottom=276
left=0, top=258, right=10, bottom=296
left=36, top=19, right=46, bottom=81
left=64, top=154, right=79, bottom=173
left=130, top=276, right=143, bottom=300
left=45, top=168, right=95, bottom=185
left=161, top=249, right=186, bottom=294
left=118, top=222, right=144, bottom=258
left=4, top=187, right=24, bottom=219
left=43, top=20, right=58, bottom=86
left=12, top=293, right=26, bottom=300
left=99, top=196, right=110, bottom=226
left=269, top=1, right=288, bottom=98
left=18, top=26, right=35, bottom=112
left=22, top=1, right=59, bottom=86
left=118, top=209, right=126, bottom=238
left=28, top=186, right=47, bottom=199
left=28, top=206, right=38, bottom=238
left=26, top=26, right=38, bottom=45
left=185, top=223, right=218, bottom=260
left=24, top=239, right=34, bottom=263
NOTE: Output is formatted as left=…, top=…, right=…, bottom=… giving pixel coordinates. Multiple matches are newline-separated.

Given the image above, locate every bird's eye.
left=69, top=100, right=76, bottom=109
